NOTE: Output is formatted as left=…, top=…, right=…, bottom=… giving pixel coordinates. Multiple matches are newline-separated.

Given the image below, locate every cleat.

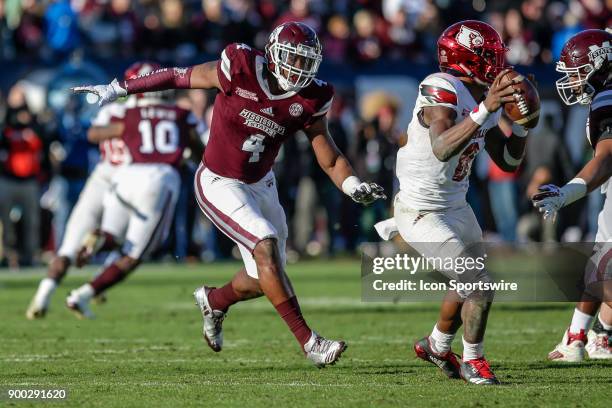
left=586, top=330, right=612, bottom=359
left=459, top=357, right=500, bottom=385
left=414, top=336, right=461, bottom=379
left=92, top=294, right=108, bottom=305
left=25, top=302, right=46, bottom=320
left=193, top=286, right=225, bottom=352
left=548, top=329, right=586, bottom=362
left=303, top=331, right=347, bottom=368
left=26, top=278, right=57, bottom=320
left=65, top=290, right=95, bottom=319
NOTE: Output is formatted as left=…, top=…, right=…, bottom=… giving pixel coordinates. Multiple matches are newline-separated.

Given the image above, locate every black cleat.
left=414, top=336, right=461, bottom=379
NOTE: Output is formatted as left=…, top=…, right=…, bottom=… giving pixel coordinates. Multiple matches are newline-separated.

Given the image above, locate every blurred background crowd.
left=0, top=0, right=610, bottom=268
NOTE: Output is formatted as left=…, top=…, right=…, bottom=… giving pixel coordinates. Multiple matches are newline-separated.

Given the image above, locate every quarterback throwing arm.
left=426, top=68, right=528, bottom=172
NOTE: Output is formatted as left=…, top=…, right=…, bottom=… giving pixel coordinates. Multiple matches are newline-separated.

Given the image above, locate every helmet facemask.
left=266, top=40, right=322, bottom=92
left=555, top=61, right=595, bottom=105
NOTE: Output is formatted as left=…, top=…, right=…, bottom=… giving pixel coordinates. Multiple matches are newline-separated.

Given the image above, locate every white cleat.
left=66, top=290, right=95, bottom=319
left=193, top=286, right=225, bottom=352
left=586, top=330, right=612, bottom=359
left=25, top=300, right=47, bottom=320
left=303, top=331, right=347, bottom=368
left=548, top=329, right=586, bottom=362
left=26, top=278, right=57, bottom=320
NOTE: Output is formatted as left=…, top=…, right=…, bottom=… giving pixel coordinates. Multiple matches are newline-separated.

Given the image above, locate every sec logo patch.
left=289, top=103, right=303, bottom=117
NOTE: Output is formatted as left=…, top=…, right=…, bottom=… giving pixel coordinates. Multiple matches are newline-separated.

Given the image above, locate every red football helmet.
left=124, top=61, right=162, bottom=80
left=437, top=20, right=508, bottom=85
left=124, top=61, right=163, bottom=100
left=265, top=21, right=322, bottom=92
left=556, top=29, right=612, bottom=105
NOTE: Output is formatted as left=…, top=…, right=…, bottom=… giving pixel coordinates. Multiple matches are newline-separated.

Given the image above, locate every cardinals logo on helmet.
left=456, top=26, right=484, bottom=51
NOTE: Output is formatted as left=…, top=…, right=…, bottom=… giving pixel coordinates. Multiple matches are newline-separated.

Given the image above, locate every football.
left=503, top=70, right=540, bottom=129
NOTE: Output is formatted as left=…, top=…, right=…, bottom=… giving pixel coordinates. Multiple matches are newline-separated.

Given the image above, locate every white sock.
left=462, top=337, right=484, bottom=361
left=569, top=308, right=594, bottom=334
left=598, top=314, right=612, bottom=331
left=73, top=284, right=95, bottom=301
left=429, top=324, right=455, bottom=354
left=33, top=278, right=57, bottom=308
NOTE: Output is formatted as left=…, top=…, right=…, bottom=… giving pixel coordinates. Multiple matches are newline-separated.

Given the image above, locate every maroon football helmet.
left=265, top=22, right=322, bottom=92
left=556, top=29, right=612, bottom=105
left=437, top=20, right=508, bottom=85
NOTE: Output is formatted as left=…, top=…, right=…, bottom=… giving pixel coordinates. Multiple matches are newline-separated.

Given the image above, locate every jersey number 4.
left=242, top=134, right=266, bottom=162
left=138, top=120, right=179, bottom=154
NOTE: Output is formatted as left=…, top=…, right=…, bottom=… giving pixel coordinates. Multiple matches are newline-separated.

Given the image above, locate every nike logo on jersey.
left=260, top=107, right=274, bottom=116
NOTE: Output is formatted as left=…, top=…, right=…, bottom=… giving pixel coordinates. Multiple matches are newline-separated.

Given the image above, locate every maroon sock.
left=275, top=296, right=312, bottom=348
left=208, top=283, right=241, bottom=312
left=90, top=264, right=127, bottom=295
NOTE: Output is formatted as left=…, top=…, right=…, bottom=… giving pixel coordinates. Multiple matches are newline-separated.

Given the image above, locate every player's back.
left=120, top=100, right=195, bottom=168
left=396, top=72, right=500, bottom=210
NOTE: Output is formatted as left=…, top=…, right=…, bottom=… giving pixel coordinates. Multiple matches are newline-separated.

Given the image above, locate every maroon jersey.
left=118, top=103, right=196, bottom=167
left=204, top=43, right=334, bottom=183
left=587, top=84, right=612, bottom=148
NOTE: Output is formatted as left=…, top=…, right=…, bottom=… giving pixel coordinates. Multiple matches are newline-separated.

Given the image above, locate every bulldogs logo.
left=456, top=25, right=484, bottom=51
left=289, top=103, right=303, bottom=117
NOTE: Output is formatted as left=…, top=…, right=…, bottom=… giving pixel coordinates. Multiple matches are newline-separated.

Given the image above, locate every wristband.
left=341, top=176, right=361, bottom=196
left=560, top=178, right=587, bottom=206
left=469, top=102, right=491, bottom=126
left=511, top=123, right=529, bottom=138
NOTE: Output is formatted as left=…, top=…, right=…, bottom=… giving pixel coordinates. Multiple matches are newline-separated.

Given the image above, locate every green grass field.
left=1, top=260, right=610, bottom=407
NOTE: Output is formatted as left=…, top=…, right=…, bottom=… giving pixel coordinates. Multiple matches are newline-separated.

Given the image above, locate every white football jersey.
left=396, top=72, right=501, bottom=210
left=91, top=100, right=132, bottom=180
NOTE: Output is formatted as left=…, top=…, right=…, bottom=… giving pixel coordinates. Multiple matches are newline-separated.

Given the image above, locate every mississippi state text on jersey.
left=396, top=72, right=501, bottom=210
left=204, top=43, right=334, bottom=183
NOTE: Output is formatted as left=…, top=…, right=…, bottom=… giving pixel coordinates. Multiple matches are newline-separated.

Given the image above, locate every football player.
left=532, top=29, right=612, bottom=362
left=24, top=63, right=147, bottom=319
left=72, top=22, right=385, bottom=367
left=376, top=21, right=529, bottom=385
left=65, top=63, right=198, bottom=319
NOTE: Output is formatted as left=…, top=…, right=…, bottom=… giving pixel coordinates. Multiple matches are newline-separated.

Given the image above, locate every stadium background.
left=0, top=0, right=610, bottom=268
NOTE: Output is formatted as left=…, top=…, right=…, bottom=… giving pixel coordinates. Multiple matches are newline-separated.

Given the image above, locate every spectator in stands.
left=354, top=92, right=401, bottom=240
left=517, top=113, right=575, bottom=242
left=350, top=9, right=385, bottom=63
left=0, top=84, right=44, bottom=267
left=44, top=0, right=81, bottom=58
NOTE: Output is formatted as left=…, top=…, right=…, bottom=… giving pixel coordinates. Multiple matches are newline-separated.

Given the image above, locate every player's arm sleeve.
left=418, top=75, right=458, bottom=110
left=589, top=94, right=612, bottom=147
left=305, top=83, right=334, bottom=127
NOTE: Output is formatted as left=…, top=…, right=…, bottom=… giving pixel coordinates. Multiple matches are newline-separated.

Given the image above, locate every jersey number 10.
left=138, top=120, right=179, bottom=154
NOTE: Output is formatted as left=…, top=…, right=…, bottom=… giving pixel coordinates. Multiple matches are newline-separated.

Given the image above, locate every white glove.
left=532, top=179, right=587, bottom=221
left=72, top=78, right=127, bottom=106
left=342, top=176, right=386, bottom=205
left=532, top=184, right=564, bottom=221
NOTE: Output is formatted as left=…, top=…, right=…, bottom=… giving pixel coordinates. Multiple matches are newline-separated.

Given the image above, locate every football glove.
left=72, top=78, right=127, bottom=106
left=350, top=182, right=386, bottom=205
left=532, top=179, right=587, bottom=222
left=532, top=184, right=564, bottom=221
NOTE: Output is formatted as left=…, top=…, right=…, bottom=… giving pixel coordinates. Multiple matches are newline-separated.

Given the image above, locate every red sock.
left=275, top=297, right=311, bottom=348
left=208, top=283, right=241, bottom=312
left=90, top=264, right=127, bottom=294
